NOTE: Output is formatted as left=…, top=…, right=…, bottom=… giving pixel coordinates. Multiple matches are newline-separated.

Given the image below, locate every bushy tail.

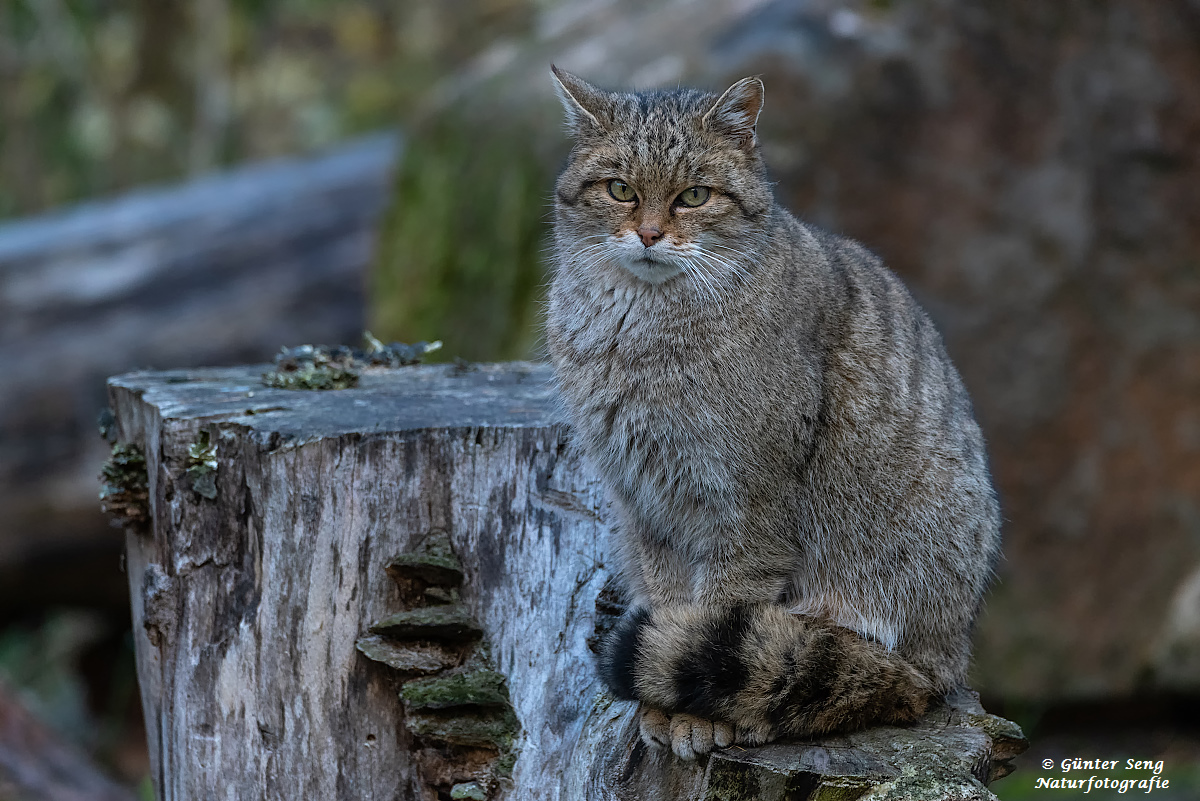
left=598, top=603, right=934, bottom=741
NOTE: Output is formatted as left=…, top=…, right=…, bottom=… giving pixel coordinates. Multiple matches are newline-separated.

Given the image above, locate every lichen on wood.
left=185, top=430, right=219, bottom=499
left=354, top=636, right=459, bottom=675
left=98, top=442, right=149, bottom=527
left=261, top=332, right=442, bottom=390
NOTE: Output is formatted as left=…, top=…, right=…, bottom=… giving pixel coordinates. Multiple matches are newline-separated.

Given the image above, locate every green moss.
left=99, top=443, right=147, bottom=494
left=370, top=116, right=549, bottom=362
left=98, top=443, right=150, bottom=525
left=185, top=431, right=219, bottom=499
left=400, top=668, right=510, bottom=711
left=493, top=747, right=518, bottom=779
left=261, top=335, right=441, bottom=390
left=369, top=606, right=482, bottom=643
left=810, top=778, right=872, bottom=800
left=262, top=363, right=360, bottom=391
left=387, top=530, right=464, bottom=586
left=450, top=783, right=487, bottom=800
left=406, top=708, right=518, bottom=749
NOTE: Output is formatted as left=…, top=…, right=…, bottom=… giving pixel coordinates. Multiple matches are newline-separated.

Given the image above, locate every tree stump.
left=106, top=362, right=1026, bottom=800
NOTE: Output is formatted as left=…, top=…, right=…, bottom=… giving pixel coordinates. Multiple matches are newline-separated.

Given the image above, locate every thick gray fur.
left=545, top=66, right=1000, bottom=756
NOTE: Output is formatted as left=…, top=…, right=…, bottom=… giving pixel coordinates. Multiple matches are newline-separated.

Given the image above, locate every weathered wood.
left=0, top=678, right=137, bottom=801
left=107, top=362, right=1026, bottom=800
left=0, top=133, right=398, bottom=600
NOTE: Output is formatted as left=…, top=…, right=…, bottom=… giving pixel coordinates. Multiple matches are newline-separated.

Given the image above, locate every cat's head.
left=551, top=67, right=773, bottom=292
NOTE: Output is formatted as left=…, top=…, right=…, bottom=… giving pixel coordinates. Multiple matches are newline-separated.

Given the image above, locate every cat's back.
left=771, top=216, right=992, bottom=512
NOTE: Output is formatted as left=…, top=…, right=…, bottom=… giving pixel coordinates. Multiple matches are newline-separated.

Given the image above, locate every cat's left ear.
left=551, top=65, right=612, bottom=136
left=703, top=77, right=765, bottom=151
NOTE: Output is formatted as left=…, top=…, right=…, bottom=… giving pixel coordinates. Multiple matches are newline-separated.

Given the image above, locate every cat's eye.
left=608, top=179, right=637, bottom=202
left=676, top=187, right=711, bottom=208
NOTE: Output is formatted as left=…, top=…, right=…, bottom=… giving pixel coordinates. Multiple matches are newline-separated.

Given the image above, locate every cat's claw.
left=638, top=707, right=735, bottom=760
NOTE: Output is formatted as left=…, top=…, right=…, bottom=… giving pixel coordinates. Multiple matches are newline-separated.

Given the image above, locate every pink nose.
left=638, top=226, right=663, bottom=247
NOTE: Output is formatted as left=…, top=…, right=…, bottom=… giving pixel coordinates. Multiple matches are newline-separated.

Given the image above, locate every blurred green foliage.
left=1, top=0, right=549, bottom=360
left=0, top=0, right=535, bottom=220
left=371, top=116, right=551, bottom=362
left=0, top=610, right=104, bottom=737
left=0, top=610, right=141, bottom=775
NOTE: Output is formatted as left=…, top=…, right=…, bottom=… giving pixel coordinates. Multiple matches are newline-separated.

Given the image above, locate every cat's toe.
left=713, top=721, right=735, bottom=748
left=667, top=713, right=724, bottom=760
left=669, top=714, right=699, bottom=760
left=688, top=715, right=716, bottom=756
left=638, top=706, right=671, bottom=749
left=735, top=722, right=775, bottom=746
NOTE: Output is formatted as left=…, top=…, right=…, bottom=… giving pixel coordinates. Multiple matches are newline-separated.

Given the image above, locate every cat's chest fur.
left=548, top=277, right=766, bottom=531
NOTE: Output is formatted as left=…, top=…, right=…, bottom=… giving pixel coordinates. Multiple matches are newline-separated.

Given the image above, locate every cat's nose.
left=638, top=226, right=663, bottom=247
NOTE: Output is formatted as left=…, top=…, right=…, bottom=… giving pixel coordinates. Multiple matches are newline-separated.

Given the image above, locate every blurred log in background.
left=1, top=0, right=1199, bottom=798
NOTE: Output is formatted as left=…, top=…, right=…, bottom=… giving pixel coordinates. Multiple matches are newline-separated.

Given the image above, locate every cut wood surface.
left=107, top=361, right=1026, bottom=800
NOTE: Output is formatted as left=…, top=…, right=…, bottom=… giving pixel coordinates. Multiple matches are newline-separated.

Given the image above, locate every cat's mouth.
left=622, top=252, right=683, bottom=284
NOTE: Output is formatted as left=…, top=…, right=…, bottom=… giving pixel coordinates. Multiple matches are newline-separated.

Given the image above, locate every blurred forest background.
left=1, top=0, right=1199, bottom=799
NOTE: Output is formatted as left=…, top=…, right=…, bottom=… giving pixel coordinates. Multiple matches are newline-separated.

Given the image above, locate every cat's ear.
left=551, top=65, right=611, bottom=136
left=703, top=76, right=765, bottom=150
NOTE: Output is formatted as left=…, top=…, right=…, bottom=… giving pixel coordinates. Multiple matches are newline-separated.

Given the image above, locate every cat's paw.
left=638, top=707, right=735, bottom=760
left=734, top=721, right=776, bottom=747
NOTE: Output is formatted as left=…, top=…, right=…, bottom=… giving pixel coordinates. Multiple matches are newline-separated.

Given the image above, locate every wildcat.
left=544, top=66, right=1000, bottom=760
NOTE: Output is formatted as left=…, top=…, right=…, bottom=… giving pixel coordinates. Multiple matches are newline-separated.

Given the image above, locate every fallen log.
left=106, top=361, right=1026, bottom=800
left=0, top=133, right=398, bottom=607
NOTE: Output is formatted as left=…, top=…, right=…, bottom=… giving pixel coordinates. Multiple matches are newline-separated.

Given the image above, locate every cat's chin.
left=620, top=255, right=683, bottom=285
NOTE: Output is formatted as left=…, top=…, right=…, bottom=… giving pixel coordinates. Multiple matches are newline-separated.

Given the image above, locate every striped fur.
left=546, top=68, right=1000, bottom=756
left=599, top=604, right=932, bottom=744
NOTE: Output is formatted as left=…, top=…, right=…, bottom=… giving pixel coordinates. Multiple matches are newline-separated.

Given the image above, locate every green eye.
left=608, top=179, right=637, bottom=202
left=677, top=186, right=711, bottom=207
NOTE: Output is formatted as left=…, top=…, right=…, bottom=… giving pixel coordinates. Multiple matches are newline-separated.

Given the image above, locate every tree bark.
left=107, top=361, right=1026, bottom=801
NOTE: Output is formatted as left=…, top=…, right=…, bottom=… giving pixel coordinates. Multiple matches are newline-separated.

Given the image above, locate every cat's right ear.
left=551, top=66, right=610, bottom=136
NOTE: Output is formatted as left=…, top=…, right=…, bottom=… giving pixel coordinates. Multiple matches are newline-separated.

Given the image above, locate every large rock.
left=410, top=0, right=1200, bottom=701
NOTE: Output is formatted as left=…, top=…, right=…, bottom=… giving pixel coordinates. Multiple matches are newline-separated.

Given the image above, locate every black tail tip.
left=597, top=606, right=650, bottom=700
